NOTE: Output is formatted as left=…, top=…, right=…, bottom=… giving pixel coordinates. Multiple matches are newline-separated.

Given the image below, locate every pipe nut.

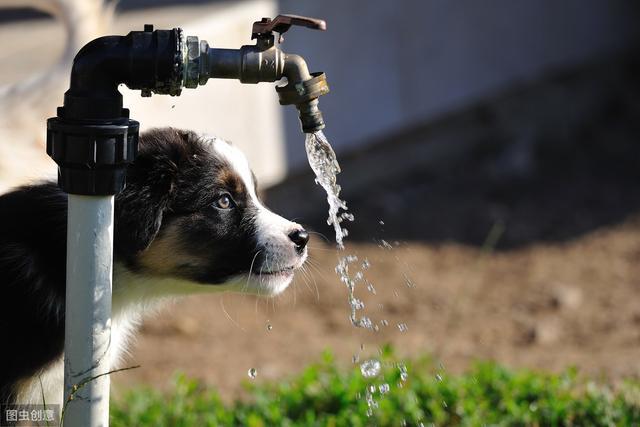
left=276, top=72, right=329, bottom=105
left=184, top=36, right=201, bottom=88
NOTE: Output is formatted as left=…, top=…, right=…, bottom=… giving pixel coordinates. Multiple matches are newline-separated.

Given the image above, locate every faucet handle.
left=252, top=14, right=326, bottom=40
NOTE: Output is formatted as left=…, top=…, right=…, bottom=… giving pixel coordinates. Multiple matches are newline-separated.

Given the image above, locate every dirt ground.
left=112, top=53, right=640, bottom=399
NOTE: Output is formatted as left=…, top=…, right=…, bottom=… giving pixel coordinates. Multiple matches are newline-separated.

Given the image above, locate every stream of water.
left=305, top=130, right=411, bottom=417
left=304, top=131, right=352, bottom=249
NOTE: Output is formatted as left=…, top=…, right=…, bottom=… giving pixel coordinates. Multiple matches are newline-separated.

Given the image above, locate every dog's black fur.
left=0, top=128, right=287, bottom=404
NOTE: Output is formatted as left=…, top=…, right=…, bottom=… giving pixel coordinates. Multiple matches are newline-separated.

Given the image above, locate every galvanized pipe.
left=63, top=195, right=114, bottom=427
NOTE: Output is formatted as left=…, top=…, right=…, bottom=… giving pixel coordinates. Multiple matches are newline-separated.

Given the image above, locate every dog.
left=0, top=127, right=309, bottom=406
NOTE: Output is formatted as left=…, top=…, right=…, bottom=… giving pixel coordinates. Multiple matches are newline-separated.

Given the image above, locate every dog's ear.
left=114, top=148, right=178, bottom=258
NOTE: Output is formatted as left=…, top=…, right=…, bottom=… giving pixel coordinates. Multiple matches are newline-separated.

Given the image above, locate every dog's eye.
left=215, top=194, right=233, bottom=209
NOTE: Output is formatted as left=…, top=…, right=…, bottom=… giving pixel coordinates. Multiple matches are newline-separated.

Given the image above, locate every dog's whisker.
left=301, top=265, right=320, bottom=302
left=292, top=274, right=297, bottom=306
left=244, top=250, right=262, bottom=293
left=304, top=265, right=320, bottom=302
left=305, top=259, right=329, bottom=281
left=220, top=295, right=245, bottom=332
left=307, top=230, right=330, bottom=243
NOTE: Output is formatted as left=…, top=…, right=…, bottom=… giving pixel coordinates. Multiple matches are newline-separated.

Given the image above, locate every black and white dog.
left=0, top=128, right=309, bottom=406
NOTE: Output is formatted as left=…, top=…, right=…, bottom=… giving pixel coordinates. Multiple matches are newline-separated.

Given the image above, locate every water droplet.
left=379, top=239, right=393, bottom=250
left=340, top=212, right=355, bottom=222
left=266, top=324, right=273, bottom=331
left=247, top=368, right=257, bottom=379
left=366, top=282, right=376, bottom=294
left=397, top=323, right=409, bottom=332
left=357, top=316, right=374, bottom=329
left=379, top=220, right=385, bottom=226
left=398, top=364, right=408, bottom=382
left=379, top=383, right=390, bottom=394
left=436, top=373, right=443, bottom=382
left=360, top=359, right=381, bottom=378
left=404, top=273, right=416, bottom=288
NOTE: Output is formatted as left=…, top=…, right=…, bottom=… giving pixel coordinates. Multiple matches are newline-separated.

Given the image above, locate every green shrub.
left=111, top=348, right=640, bottom=426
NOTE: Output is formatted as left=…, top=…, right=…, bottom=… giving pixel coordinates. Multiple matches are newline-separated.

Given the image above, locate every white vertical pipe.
left=63, top=194, right=114, bottom=427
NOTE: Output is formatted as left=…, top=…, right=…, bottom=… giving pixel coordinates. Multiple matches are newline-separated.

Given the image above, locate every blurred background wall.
left=278, top=0, right=640, bottom=168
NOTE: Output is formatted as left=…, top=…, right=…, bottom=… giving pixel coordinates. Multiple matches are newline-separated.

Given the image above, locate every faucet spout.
left=282, top=53, right=312, bottom=83
left=277, top=53, right=328, bottom=133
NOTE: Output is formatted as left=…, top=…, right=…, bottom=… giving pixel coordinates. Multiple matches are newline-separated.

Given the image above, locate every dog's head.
left=114, top=128, right=308, bottom=296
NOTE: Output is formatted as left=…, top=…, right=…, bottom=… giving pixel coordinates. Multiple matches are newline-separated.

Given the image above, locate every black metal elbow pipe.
left=62, top=27, right=183, bottom=121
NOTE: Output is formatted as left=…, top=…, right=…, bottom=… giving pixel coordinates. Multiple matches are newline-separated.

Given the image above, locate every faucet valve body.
left=182, top=14, right=329, bottom=133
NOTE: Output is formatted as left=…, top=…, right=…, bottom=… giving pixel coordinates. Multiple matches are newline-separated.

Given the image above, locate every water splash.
left=247, top=368, right=257, bottom=379
left=305, top=131, right=352, bottom=249
left=360, top=359, right=381, bottom=378
left=335, top=255, right=375, bottom=330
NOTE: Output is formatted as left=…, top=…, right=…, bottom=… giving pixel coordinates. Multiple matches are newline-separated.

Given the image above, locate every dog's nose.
left=288, top=228, right=309, bottom=252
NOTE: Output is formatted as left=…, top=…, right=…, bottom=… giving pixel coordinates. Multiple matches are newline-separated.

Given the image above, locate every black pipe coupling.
left=47, top=115, right=139, bottom=195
